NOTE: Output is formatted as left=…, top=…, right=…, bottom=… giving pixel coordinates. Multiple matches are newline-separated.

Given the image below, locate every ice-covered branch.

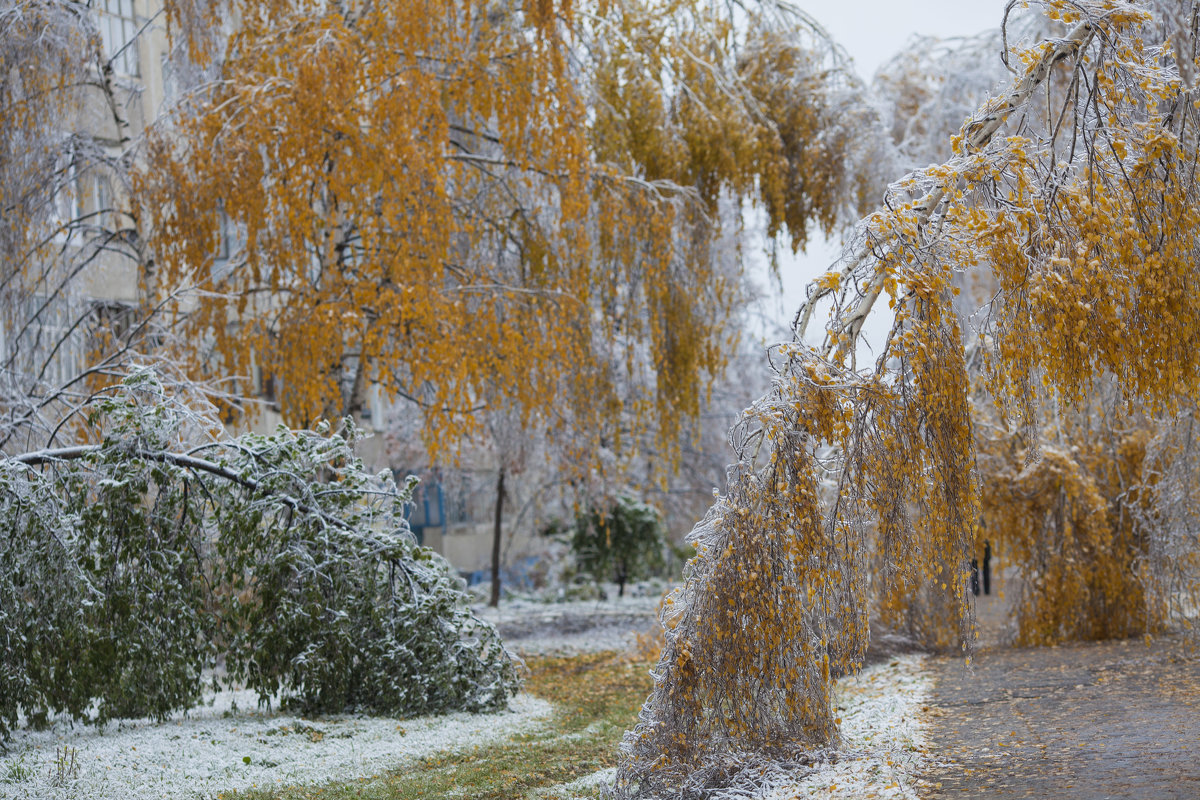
left=794, top=17, right=1095, bottom=362
left=12, top=443, right=364, bottom=537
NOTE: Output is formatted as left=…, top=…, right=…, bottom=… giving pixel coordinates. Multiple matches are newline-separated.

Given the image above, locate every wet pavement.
left=923, top=630, right=1200, bottom=799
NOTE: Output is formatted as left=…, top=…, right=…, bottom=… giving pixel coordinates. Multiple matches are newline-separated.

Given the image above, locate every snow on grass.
left=0, top=687, right=551, bottom=800
left=475, top=587, right=664, bottom=657
left=0, top=647, right=932, bottom=800
left=534, top=766, right=617, bottom=799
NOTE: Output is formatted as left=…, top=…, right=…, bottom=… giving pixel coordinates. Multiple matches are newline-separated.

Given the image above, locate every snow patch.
left=476, top=590, right=663, bottom=656
left=0, top=688, right=551, bottom=800
left=535, top=766, right=617, bottom=799
left=769, top=654, right=934, bottom=799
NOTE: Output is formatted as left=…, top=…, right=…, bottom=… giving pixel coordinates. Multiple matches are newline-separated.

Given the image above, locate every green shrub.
left=570, top=495, right=667, bottom=597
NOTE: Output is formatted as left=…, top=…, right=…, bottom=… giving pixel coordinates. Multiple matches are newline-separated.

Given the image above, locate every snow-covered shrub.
left=0, top=369, right=518, bottom=740
left=0, top=380, right=213, bottom=733
left=213, top=423, right=517, bottom=716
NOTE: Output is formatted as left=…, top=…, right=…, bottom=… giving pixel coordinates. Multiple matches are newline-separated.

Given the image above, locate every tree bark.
left=489, top=466, right=506, bottom=607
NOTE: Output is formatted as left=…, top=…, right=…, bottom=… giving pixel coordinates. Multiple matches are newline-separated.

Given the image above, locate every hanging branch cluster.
left=615, top=1, right=1200, bottom=796
left=1135, top=406, right=1200, bottom=630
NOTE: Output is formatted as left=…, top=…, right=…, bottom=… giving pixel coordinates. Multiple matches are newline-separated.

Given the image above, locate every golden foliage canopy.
left=141, top=0, right=863, bottom=476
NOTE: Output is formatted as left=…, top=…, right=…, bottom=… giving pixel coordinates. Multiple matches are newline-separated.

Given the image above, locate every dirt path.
left=922, top=635, right=1200, bottom=799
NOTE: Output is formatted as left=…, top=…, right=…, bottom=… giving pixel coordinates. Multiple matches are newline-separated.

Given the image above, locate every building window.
left=91, top=301, right=135, bottom=346
left=89, top=171, right=117, bottom=231
left=61, top=155, right=81, bottom=232
left=216, top=207, right=232, bottom=261
left=254, top=361, right=278, bottom=405
left=25, top=295, right=84, bottom=391
left=212, top=205, right=247, bottom=281
left=99, top=0, right=140, bottom=77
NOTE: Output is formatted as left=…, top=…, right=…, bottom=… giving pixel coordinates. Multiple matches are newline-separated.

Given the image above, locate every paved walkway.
left=922, top=632, right=1200, bottom=799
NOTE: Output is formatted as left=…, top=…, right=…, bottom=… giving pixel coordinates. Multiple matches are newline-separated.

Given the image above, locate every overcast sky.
left=756, top=0, right=1010, bottom=341
left=815, top=1, right=1009, bottom=79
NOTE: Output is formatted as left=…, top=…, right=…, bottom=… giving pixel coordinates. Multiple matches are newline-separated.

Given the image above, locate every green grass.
left=224, top=652, right=655, bottom=800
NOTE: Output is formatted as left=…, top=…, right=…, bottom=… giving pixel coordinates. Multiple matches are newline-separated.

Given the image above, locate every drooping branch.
left=11, top=444, right=365, bottom=537
left=613, top=4, right=1189, bottom=797
left=0, top=370, right=519, bottom=739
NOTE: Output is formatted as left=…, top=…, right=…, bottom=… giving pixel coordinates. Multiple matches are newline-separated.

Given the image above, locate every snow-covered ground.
left=767, top=654, right=934, bottom=799
left=536, top=654, right=936, bottom=800
left=0, top=688, right=551, bottom=800
left=0, top=592, right=934, bottom=800
left=475, top=585, right=664, bottom=656
left=486, top=588, right=936, bottom=799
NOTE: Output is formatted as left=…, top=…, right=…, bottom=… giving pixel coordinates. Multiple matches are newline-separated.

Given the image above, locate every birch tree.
left=874, top=7, right=1200, bottom=649
left=138, top=0, right=871, bottom=484
left=1, top=2, right=518, bottom=739
left=0, top=1, right=193, bottom=455
left=614, top=2, right=1200, bottom=796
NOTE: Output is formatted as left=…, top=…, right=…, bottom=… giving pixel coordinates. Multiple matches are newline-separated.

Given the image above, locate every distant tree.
left=973, top=372, right=1200, bottom=648
left=1133, top=405, right=1200, bottom=629
left=974, top=381, right=1157, bottom=645
left=483, top=403, right=528, bottom=607
left=871, top=28, right=1011, bottom=171
left=571, top=495, right=667, bottom=598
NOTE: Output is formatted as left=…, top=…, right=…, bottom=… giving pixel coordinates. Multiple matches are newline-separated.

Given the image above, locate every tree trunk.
left=489, top=466, right=506, bottom=607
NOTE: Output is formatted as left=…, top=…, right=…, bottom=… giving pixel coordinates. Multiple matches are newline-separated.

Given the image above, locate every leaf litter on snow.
left=772, top=654, right=936, bottom=799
